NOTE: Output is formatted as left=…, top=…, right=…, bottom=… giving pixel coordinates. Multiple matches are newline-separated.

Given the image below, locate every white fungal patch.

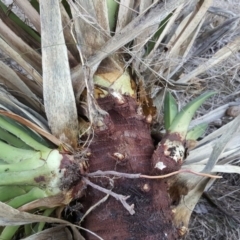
left=113, top=152, right=125, bottom=160
left=155, top=161, right=166, bottom=170
left=142, top=183, right=151, bottom=192
left=146, top=114, right=152, bottom=123
left=111, top=91, right=125, bottom=104
left=137, top=106, right=143, bottom=115
left=164, top=139, right=185, bottom=163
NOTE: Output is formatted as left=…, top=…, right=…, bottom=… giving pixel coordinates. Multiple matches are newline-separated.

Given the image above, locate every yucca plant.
left=0, top=0, right=240, bottom=239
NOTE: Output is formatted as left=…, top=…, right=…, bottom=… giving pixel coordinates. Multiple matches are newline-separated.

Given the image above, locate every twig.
left=82, top=177, right=135, bottom=215
left=87, top=169, right=221, bottom=179
left=80, top=194, right=109, bottom=223
left=77, top=225, right=104, bottom=240
left=87, top=170, right=141, bottom=179
left=140, top=169, right=222, bottom=179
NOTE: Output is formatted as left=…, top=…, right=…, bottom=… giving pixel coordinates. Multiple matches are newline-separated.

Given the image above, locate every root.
left=80, top=194, right=109, bottom=223
left=87, top=169, right=221, bottom=180
left=82, top=177, right=135, bottom=215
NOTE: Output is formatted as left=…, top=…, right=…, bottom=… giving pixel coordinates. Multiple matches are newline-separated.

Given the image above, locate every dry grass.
left=185, top=171, right=240, bottom=240
left=183, top=1, right=240, bottom=239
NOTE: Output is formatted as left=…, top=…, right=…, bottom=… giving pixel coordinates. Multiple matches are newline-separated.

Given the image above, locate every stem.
left=0, top=226, right=20, bottom=240
left=7, top=188, right=47, bottom=208
left=0, top=188, right=46, bottom=240
left=0, top=165, right=52, bottom=185
left=35, top=208, right=55, bottom=232
left=24, top=224, right=32, bottom=237
left=0, top=141, right=38, bottom=164
left=0, top=157, right=45, bottom=173
left=0, top=150, right=64, bottom=195
left=0, top=189, right=48, bottom=240
left=0, top=186, right=26, bottom=202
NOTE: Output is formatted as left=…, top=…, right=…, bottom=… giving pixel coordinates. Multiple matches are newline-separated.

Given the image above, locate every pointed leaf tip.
left=164, top=91, right=178, bottom=130
left=186, top=122, right=208, bottom=140
left=169, top=91, right=216, bottom=138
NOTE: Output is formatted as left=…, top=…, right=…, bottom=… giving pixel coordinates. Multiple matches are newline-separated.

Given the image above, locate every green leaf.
left=146, top=13, right=172, bottom=55
left=186, top=123, right=208, bottom=140
left=30, top=0, right=40, bottom=12
left=0, top=188, right=47, bottom=240
left=107, top=0, right=119, bottom=33
left=7, top=188, right=47, bottom=209
left=169, top=91, right=216, bottom=138
left=34, top=208, right=55, bottom=233
left=0, top=127, right=32, bottom=150
left=0, top=225, right=20, bottom=240
left=0, top=115, right=50, bottom=147
left=0, top=140, right=38, bottom=164
left=62, top=0, right=72, bottom=18
left=164, top=91, right=178, bottom=130
left=0, top=149, right=63, bottom=196
left=0, top=115, right=50, bottom=152
left=0, top=186, right=26, bottom=202
left=0, top=155, right=44, bottom=173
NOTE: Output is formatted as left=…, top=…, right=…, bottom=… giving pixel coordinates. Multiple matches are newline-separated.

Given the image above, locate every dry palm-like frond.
left=40, top=0, right=78, bottom=147
left=0, top=0, right=240, bottom=239
left=169, top=113, right=240, bottom=235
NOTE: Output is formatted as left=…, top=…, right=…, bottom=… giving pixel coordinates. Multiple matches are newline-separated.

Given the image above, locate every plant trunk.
left=81, top=95, right=180, bottom=240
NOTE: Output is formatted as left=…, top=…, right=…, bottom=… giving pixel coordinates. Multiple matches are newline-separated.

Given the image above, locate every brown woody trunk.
left=81, top=95, right=180, bottom=240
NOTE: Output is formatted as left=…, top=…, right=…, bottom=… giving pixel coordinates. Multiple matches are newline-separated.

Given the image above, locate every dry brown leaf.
left=68, top=0, right=108, bottom=58
left=203, top=114, right=240, bottom=173
left=178, top=36, right=240, bottom=83
left=40, top=0, right=79, bottom=148
left=172, top=178, right=210, bottom=235
left=0, top=202, right=85, bottom=239
left=23, top=225, right=83, bottom=240
left=18, top=193, right=71, bottom=212
left=16, top=72, right=43, bottom=98
left=168, top=0, right=213, bottom=58
left=115, top=0, right=134, bottom=32
left=192, top=17, right=239, bottom=57
left=0, top=88, right=48, bottom=130
left=0, top=60, right=43, bottom=112
left=86, top=0, right=187, bottom=73
left=133, top=0, right=157, bottom=70
left=0, top=19, right=42, bottom=73
left=0, top=37, right=43, bottom=86
left=60, top=3, right=80, bottom=64
left=0, top=5, right=40, bottom=51
left=14, top=0, right=41, bottom=33
left=0, top=201, right=67, bottom=226
left=147, top=3, right=184, bottom=60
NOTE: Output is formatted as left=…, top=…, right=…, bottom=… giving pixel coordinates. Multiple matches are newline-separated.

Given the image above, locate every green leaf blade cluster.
left=167, top=91, right=216, bottom=139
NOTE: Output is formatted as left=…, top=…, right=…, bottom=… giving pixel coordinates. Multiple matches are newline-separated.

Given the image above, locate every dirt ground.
left=184, top=0, right=240, bottom=239
left=185, top=173, right=240, bottom=240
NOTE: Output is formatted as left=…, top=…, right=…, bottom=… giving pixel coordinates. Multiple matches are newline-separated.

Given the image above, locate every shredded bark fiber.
left=81, top=95, right=180, bottom=240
